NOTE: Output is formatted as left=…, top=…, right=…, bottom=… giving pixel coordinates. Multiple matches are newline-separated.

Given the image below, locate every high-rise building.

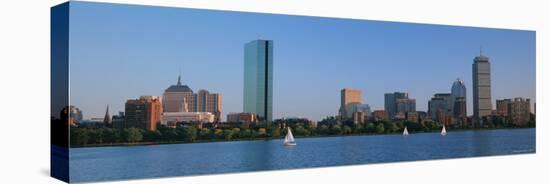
left=162, top=75, right=222, bottom=122
left=244, top=39, right=273, bottom=122
left=339, top=88, right=363, bottom=117
left=352, top=111, right=366, bottom=124
left=385, top=92, right=415, bottom=118
left=451, top=78, right=467, bottom=99
left=196, top=89, right=222, bottom=122
left=428, top=93, right=453, bottom=121
left=496, top=99, right=512, bottom=116
left=508, top=98, right=531, bottom=126
left=396, top=99, right=416, bottom=114
left=453, top=97, right=467, bottom=118
left=451, top=78, right=467, bottom=116
left=163, top=74, right=194, bottom=113
left=472, top=51, right=492, bottom=122
left=125, top=96, right=162, bottom=131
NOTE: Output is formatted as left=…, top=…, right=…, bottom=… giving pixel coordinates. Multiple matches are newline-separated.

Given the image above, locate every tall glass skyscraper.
left=451, top=78, right=467, bottom=99
left=451, top=78, right=467, bottom=117
left=472, top=52, right=492, bottom=122
left=244, top=40, right=273, bottom=122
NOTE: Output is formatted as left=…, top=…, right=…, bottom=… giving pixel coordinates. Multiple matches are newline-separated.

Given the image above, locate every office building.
left=163, top=75, right=222, bottom=122
left=508, top=98, right=531, bottom=126
left=125, top=96, right=162, bottom=131
left=353, top=111, right=366, bottom=124
left=451, top=78, right=467, bottom=116
left=385, top=92, right=415, bottom=119
left=372, top=110, right=388, bottom=121
left=244, top=39, right=273, bottom=122
left=406, top=112, right=418, bottom=123
left=227, top=112, right=258, bottom=123
left=496, top=99, right=512, bottom=117
left=428, top=93, right=453, bottom=121
left=453, top=97, right=467, bottom=118
left=472, top=51, right=492, bottom=122
left=339, top=88, right=363, bottom=117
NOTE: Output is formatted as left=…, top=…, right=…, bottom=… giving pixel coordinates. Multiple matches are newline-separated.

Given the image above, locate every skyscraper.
left=196, top=89, right=222, bottom=122
left=244, top=40, right=273, bottom=122
left=472, top=51, right=492, bottom=123
left=428, top=93, right=453, bottom=120
left=384, top=92, right=414, bottom=118
left=339, top=88, right=363, bottom=118
left=451, top=78, right=467, bottom=99
left=453, top=97, right=467, bottom=118
left=451, top=78, right=467, bottom=116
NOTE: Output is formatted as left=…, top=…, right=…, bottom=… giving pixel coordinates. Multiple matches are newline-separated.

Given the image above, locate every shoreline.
left=70, top=127, right=535, bottom=148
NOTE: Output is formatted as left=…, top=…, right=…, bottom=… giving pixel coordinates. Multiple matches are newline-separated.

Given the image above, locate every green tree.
left=199, top=128, right=212, bottom=140
left=366, top=123, right=376, bottom=133
left=123, top=128, right=143, bottom=143
left=184, top=127, right=197, bottom=142
left=240, top=129, right=253, bottom=139
left=143, top=130, right=162, bottom=142
left=270, top=127, right=281, bottom=138
left=318, top=125, right=330, bottom=135
left=342, top=125, right=352, bottom=135
left=376, top=123, right=385, bottom=134
left=258, top=128, right=267, bottom=137
left=231, top=128, right=241, bottom=139
left=331, top=125, right=343, bottom=135
left=102, top=128, right=120, bottom=143
left=223, top=129, right=234, bottom=140
left=162, top=128, right=178, bottom=142
left=295, top=126, right=310, bottom=136
left=214, top=129, right=224, bottom=139
left=70, top=128, right=89, bottom=146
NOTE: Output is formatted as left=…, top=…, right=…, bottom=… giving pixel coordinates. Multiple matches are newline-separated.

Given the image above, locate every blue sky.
left=68, top=2, right=536, bottom=121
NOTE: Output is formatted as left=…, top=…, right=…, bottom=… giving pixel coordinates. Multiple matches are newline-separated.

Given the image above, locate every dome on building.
left=165, top=74, right=193, bottom=93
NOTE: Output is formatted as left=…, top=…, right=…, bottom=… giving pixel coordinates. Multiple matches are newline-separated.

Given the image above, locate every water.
left=70, top=128, right=535, bottom=183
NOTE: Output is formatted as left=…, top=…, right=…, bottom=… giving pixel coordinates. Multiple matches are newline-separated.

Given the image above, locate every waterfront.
left=70, top=128, right=535, bottom=183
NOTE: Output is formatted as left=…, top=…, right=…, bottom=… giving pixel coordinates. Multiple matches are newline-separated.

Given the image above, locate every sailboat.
left=403, top=126, right=409, bottom=135
left=441, top=125, right=447, bottom=136
left=284, top=127, right=297, bottom=146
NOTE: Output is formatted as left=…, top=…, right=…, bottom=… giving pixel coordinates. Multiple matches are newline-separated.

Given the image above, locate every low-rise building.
left=226, top=112, right=257, bottom=123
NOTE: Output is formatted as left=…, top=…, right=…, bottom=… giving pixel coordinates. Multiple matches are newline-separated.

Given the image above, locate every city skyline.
left=68, top=2, right=535, bottom=121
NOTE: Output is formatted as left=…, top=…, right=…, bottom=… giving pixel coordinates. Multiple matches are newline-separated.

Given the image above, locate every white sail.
left=441, top=125, right=447, bottom=136
left=403, top=126, right=409, bottom=135
left=284, top=127, right=296, bottom=146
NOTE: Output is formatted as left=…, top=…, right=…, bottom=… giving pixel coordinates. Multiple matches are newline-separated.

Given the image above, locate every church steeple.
left=103, top=105, right=111, bottom=124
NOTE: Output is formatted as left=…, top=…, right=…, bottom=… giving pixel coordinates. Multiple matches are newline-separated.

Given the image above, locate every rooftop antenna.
left=479, top=45, right=483, bottom=56
left=177, top=68, right=182, bottom=85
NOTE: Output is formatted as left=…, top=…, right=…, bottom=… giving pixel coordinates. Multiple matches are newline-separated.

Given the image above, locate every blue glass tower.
left=244, top=40, right=273, bottom=122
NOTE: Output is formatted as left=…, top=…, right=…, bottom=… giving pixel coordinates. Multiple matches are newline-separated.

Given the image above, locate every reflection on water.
left=70, top=128, right=535, bottom=183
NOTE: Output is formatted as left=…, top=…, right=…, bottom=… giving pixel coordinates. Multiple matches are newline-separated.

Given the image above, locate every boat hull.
left=284, top=142, right=297, bottom=146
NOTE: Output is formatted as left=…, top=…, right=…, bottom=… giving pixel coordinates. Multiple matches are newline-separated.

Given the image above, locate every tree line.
left=70, top=116, right=535, bottom=147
